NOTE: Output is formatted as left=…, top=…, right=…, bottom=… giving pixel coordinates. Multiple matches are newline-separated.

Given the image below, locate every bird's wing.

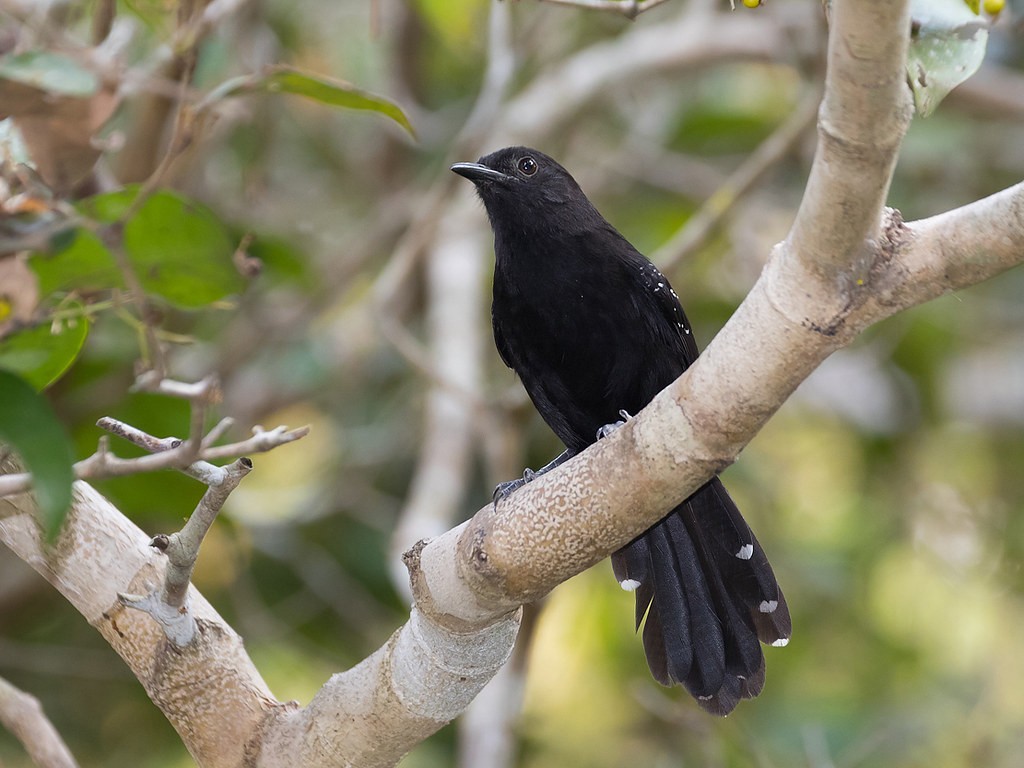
left=633, top=257, right=701, bottom=364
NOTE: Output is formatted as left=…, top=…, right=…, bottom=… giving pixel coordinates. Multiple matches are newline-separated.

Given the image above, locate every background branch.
left=653, top=87, right=821, bottom=272
left=536, top=0, right=673, bottom=19
left=0, top=676, right=78, bottom=768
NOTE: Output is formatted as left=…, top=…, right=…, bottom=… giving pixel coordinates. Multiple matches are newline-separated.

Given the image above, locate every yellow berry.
left=983, top=0, right=1004, bottom=14
left=742, top=0, right=761, bottom=7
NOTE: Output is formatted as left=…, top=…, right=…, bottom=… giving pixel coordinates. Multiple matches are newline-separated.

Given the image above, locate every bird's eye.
left=517, top=156, right=538, bottom=176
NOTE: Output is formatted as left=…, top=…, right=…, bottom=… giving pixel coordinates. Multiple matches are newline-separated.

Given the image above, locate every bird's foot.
left=492, top=450, right=572, bottom=505
left=492, top=471, right=534, bottom=504
left=597, top=409, right=633, bottom=440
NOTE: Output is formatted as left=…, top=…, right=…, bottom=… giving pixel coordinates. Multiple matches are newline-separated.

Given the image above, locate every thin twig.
left=90, top=17, right=213, bottom=378
left=152, top=457, right=252, bottom=611
left=119, top=452, right=250, bottom=646
left=131, top=372, right=221, bottom=401
left=98, top=226, right=167, bottom=377
left=94, top=418, right=181, bottom=454
left=0, top=381, right=307, bottom=500
left=201, top=417, right=235, bottom=449
left=106, top=371, right=255, bottom=646
left=200, top=425, right=310, bottom=460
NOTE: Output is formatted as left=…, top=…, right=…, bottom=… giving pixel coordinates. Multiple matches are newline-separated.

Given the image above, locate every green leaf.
left=207, top=66, right=415, bottom=138
left=29, top=189, right=139, bottom=296
left=29, top=228, right=123, bottom=296
left=0, top=369, right=75, bottom=538
left=29, top=188, right=244, bottom=309
left=907, top=0, right=989, bottom=117
left=78, top=187, right=136, bottom=221
left=126, top=191, right=243, bottom=308
left=0, top=303, right=89, bottom=390
left=0, top=51, right=99, bottom=97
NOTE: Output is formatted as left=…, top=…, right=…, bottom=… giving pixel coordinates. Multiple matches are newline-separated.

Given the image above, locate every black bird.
left=451, top=147, right=791, bottom=715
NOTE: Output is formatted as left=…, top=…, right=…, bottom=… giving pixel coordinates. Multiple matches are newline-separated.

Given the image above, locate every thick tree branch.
left=887, top=182, right=1024, bottom=309
left=784, top=0, right=912, bottom=303
left=258, top=603, right=520, bottom=768
left=498, top=3, right=799, bottom=142
left=255, top=1, right=1023, bottom=764
left=6, top=175, right=1019, bottom=767
left=0, top=474, right=279, bottom=767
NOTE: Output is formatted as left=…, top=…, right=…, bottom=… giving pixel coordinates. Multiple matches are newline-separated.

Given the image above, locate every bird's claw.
left=492, top=470, right=535, bottom=504
left=492, top=450, right=572, bottom=506
left=597, top=409, right=633, bottom=440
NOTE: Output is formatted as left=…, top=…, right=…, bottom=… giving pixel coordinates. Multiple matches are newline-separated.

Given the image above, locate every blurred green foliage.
left=2, top=0, right=1024, bottom=766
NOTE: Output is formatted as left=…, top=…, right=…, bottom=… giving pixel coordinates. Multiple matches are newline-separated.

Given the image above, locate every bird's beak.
left=450, top=162, right=510, bottom=184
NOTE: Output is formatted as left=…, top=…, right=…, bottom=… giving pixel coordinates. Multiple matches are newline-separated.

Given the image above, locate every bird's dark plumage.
left=452, top=147, right=791, bottom=715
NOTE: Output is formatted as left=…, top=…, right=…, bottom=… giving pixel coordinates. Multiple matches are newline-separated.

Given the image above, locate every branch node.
left=402, top=538, right=428, bottom=574
left=118, top=590, right=197, bottom=646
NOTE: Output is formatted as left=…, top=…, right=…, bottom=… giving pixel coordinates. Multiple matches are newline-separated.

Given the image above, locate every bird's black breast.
left=491, top=226, right=697, bottom=454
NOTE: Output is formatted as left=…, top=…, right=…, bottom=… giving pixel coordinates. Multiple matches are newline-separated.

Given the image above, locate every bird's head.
left=451, top=146, right=599, bottom=227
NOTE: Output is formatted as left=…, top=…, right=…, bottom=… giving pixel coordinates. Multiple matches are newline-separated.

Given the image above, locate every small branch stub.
left=161, top=457, right=252, bottom=610
left=118, top=590, right=197, bottom=647
left=120, top=457, right=251, bottom=645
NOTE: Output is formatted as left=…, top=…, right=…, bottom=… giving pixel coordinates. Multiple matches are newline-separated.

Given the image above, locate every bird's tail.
left=611, top=477, right=791, bottom=715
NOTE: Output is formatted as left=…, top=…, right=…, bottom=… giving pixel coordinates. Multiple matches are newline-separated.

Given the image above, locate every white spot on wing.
left=771, top=637, right=790, bottom=647
left=759, top=600, right=778, bottom=613
left=736, top=544, right=753, bottom=560
left=619, top=578, right=641, bottom=592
